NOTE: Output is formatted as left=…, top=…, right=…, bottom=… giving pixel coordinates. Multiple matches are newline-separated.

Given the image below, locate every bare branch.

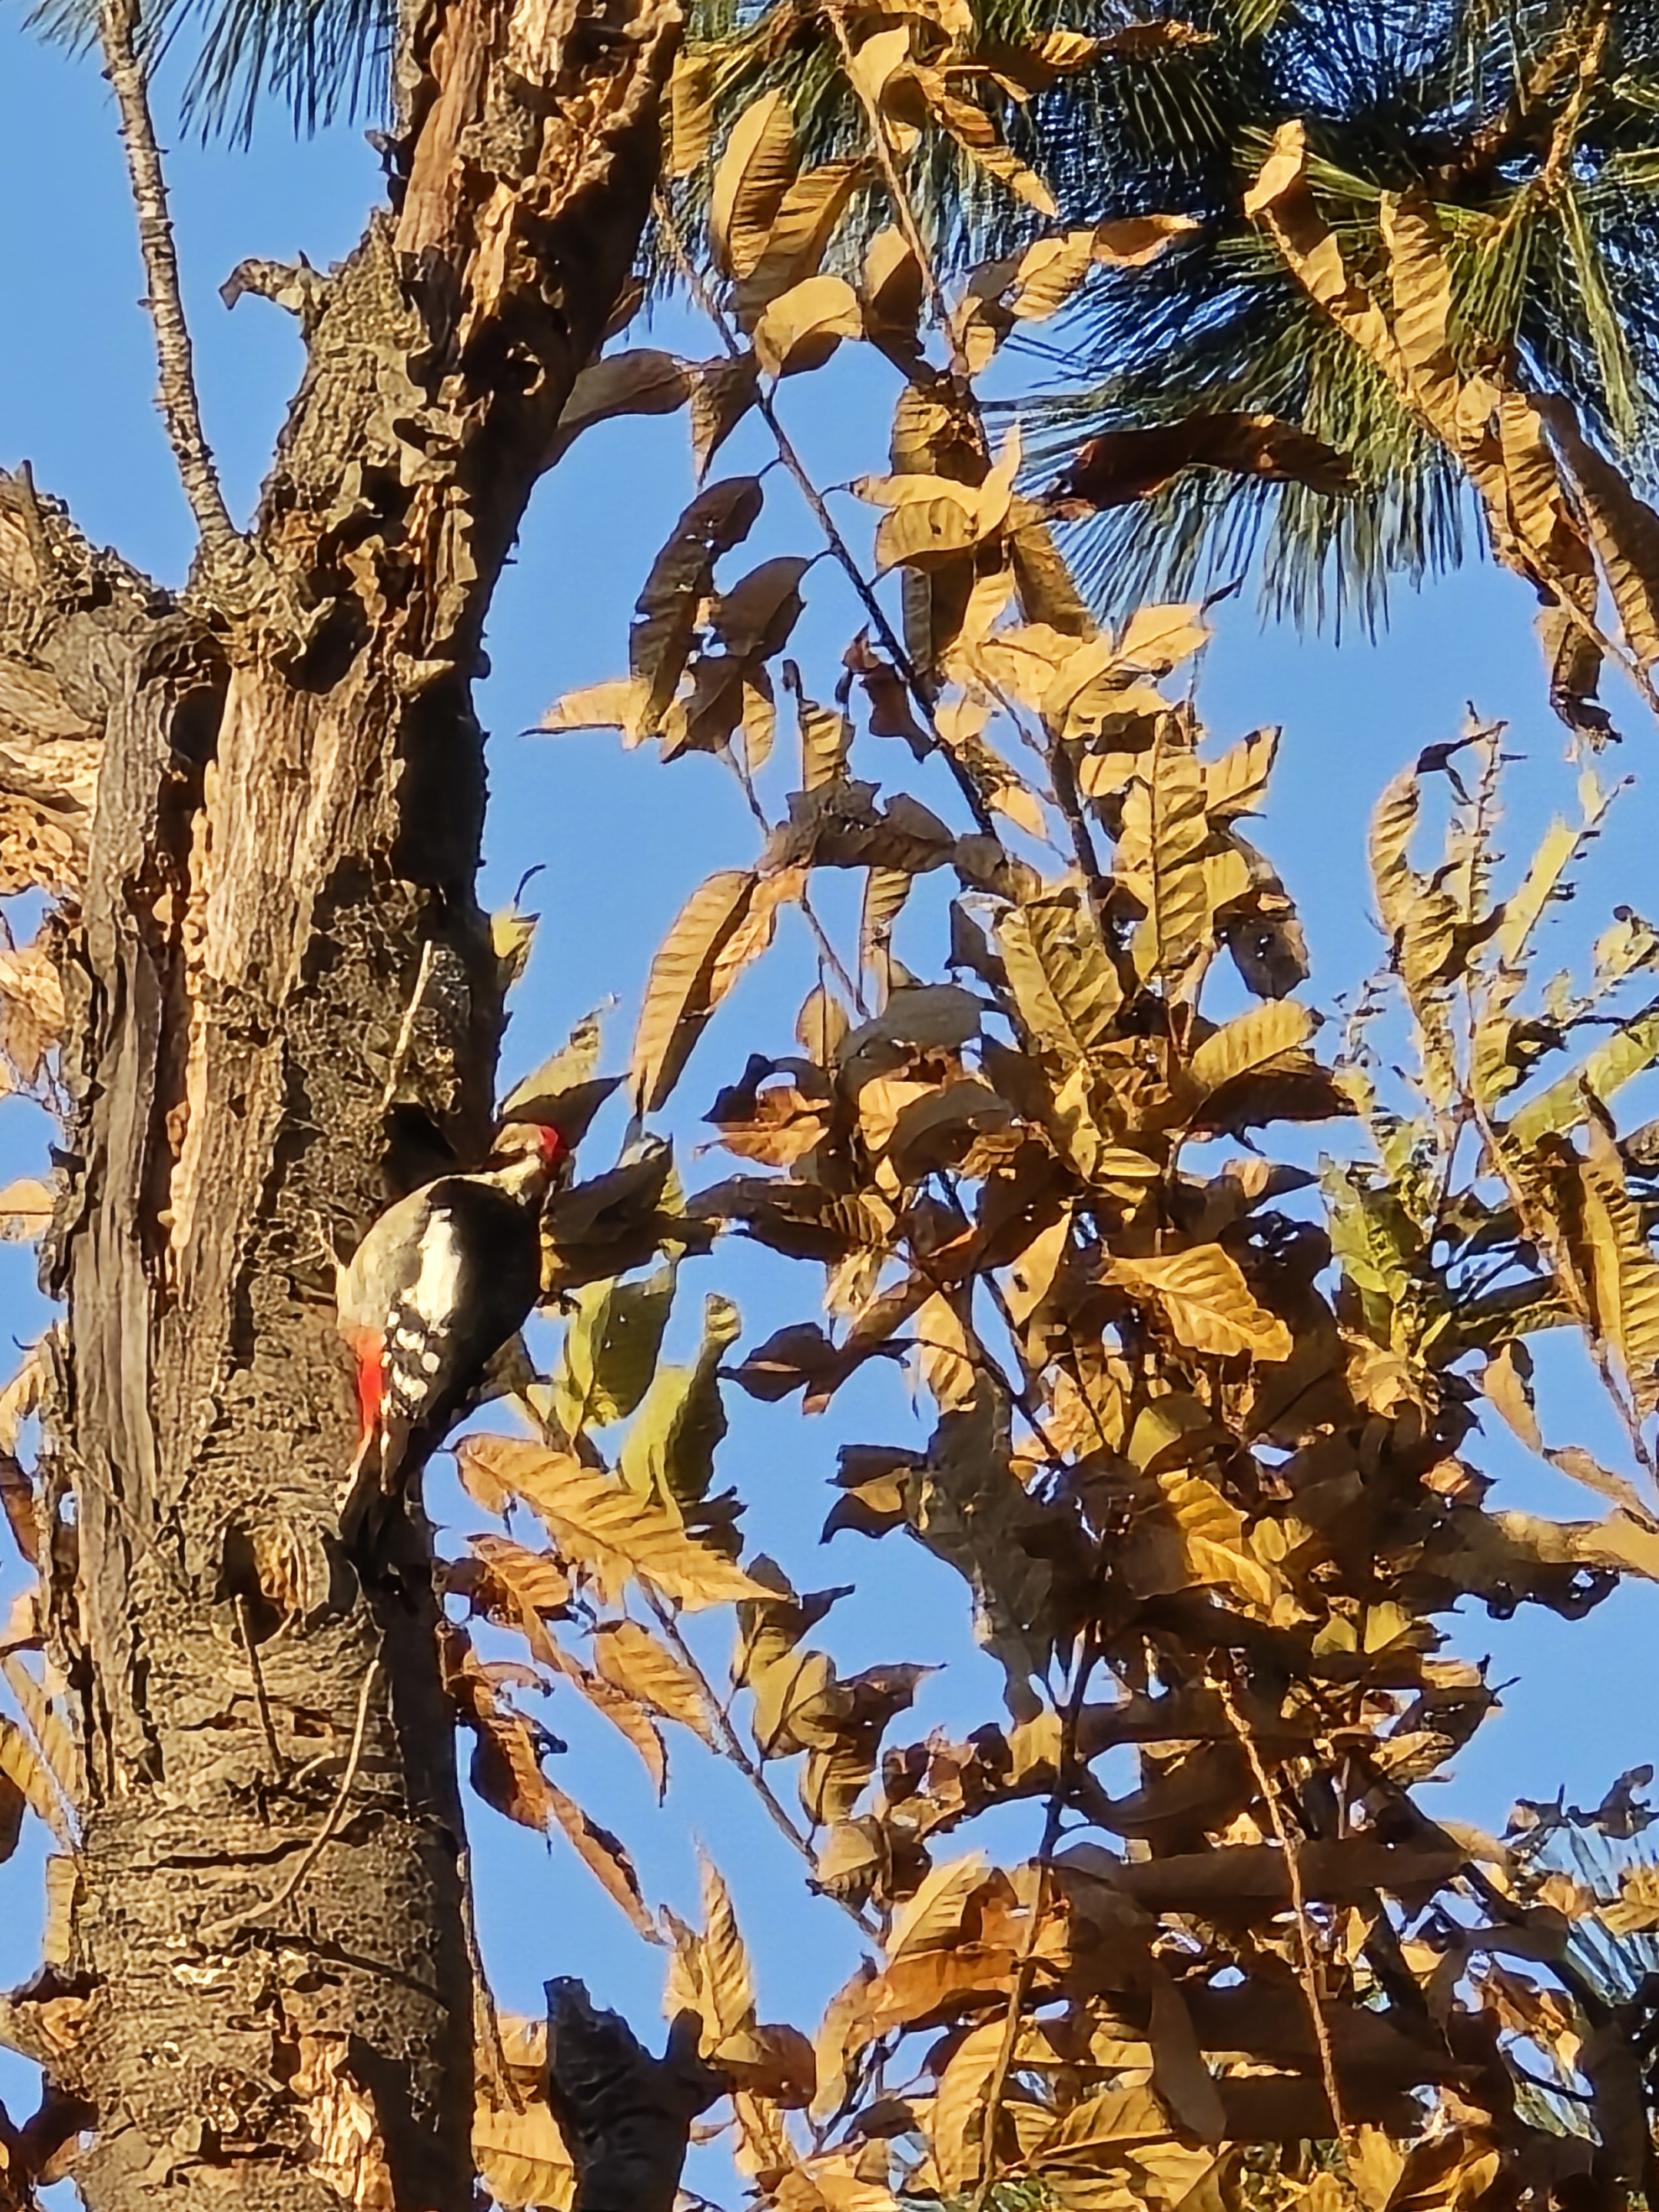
left=98, top=0, right=243, bottom=569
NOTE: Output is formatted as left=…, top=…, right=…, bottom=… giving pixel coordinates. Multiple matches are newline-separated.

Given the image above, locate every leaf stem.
left=821, top=6, right=973, bottom=389
left=644, top=1589, right=880, bottom=1938
left=653, top=192, right=997, bottom=837
left=726, top=748, right=870, bottom=1015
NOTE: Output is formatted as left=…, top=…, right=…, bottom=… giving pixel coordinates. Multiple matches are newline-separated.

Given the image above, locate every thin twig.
left=643, top=1590, right=881, bottom=1938
left=921, top=1173, right=1073, bottom=1473
left=653, top=193, right=997, bottom=837
left=970, top=1633, right=1095, bottom=2212
left=726, top=748, right=870, bottom=1016
left=235, top=1595, right=285, bottom=1779
left=1045, top=729, right=1114, bottom=937
left=1215, top=1668, right=1349, bottom=2152
left=98, top=0, right=242, bottom=567
left=200, top=1658, right=381, bottom=1942
left=822, top=6, right=973, bottom=389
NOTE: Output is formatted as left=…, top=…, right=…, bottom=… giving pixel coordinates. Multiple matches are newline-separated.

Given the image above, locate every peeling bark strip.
left=0, top=0, right=677, bottom=2199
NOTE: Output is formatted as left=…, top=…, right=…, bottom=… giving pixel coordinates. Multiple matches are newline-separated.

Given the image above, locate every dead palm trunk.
left=0, top=0, right=675, bottom=2198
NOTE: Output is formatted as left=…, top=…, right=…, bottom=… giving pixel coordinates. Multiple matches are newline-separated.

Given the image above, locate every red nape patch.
left=536, top=1124, right=567, bottom=1166
left=351, top=1337, right=385, bottom=1434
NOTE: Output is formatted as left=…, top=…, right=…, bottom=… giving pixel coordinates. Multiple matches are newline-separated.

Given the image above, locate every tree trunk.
left=0, top=0, right=675, bottom=2199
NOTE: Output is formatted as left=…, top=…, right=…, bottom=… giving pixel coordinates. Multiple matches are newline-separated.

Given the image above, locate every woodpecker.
left=333, top=1119, right=567, bottom=1530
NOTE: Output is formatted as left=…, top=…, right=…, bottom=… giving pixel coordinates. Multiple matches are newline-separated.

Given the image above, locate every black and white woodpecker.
left=333, top=1119, right=567, bottom=1528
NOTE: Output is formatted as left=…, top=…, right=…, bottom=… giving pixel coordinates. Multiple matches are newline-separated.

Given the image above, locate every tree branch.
left=98, top=0, right=243, bottom=571
left=545, top=1979, right=728, bottom=2212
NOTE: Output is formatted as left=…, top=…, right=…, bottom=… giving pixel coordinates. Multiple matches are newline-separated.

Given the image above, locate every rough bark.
left=0, top=0, right=677, bottom=2199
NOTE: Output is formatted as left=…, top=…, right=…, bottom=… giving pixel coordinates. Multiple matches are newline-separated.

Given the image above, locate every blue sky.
left=2, top=12, right=1658, bottom=2183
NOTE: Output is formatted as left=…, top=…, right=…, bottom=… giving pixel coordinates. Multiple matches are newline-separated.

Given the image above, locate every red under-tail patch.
left=351, top=1332, right=385, bottom=1437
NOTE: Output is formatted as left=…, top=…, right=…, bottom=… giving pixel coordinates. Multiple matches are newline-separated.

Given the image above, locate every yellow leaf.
left=1380, top=189, right=1457, bottom=420
left=737, top=162, right=866, bottom=326
left=629, top=869, right=760, bottom=1116
left=552, top=1270, right=677, bottom=1437
left=753, top=273, right=864, bottom=378
left=1089, top=212, right=1201, bottom=267
left=1547, top=399, right=1659, bottom=672
left=539, top=677, right=649, bottom=738
left=697, top=1855, right=755, bottom=2041
left=912, top=1290, right=979, bottom=1412
left=888, top=1851, right=987, bottom=1957
left=542, top=1778, right=657, bottom=1936
left=997, top=886, right=1122, bottom=1065
left=1159, top=1471, right=1278, bottom=1609
left=474, top=2085, right=576, bottom=2212
left=665, top=47, right=718, bottom=179
left=1003, top=1210, right=1072, bottom=1328
left=1481, top=1342, right=1542, bottom=1454
left=1116, top=601, right=1211, bottom=672
left=1187, top=1000, right=1313, bottom=1095
left=1574, top=1117, right=1659, bottom=1420
left=1507, top=1010, right=1659, bottom=1147
left=456, top=1436, right=770, bottom=1609
left=0, top=1714, right=69, bottom=1846
left=0, top=1653, right=79, bottom=1828
left=843, top=23, right=916, bottom=113
left=874, top=496, right=982, bottom=574
left=593, top=1621, right=714, bottom=1741
left=491, top=904, right=538, bottom=992
left=1204, top=726, right=1280, bottom=820
left=1001, top=231, right=1098, bottom=324
left=0, top=1178, right=54, bottom=1244
left=1118, top=729, right=1210, bottom=983
left=794, top=682, right=851, bottom=790
left=914, top=70, right=1057, bottom=214
left=1034, top=2085, right=1172, bottom=2158
left=1112, top=1244, right=1292, bottom=1361
left=1368, top=767, right=1421, bottom=940
left=1494, top=817, right=1579, bottom=966
left=1245, top=123, right=1402, bottom=378
left=930, top=2017, right=1004, bottom=2193
left=709, top=90, right=799, bottom=280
